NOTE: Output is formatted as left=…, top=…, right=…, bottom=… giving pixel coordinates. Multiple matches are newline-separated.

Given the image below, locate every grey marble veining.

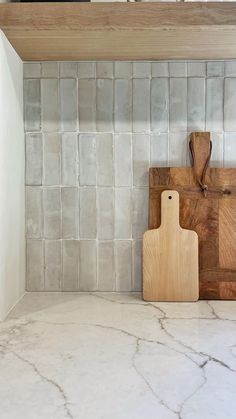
left=1, top=293, right=236, bottom=419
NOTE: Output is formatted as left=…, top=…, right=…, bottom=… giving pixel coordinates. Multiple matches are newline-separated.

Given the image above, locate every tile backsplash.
left=24, top=60, right=236, bottom=291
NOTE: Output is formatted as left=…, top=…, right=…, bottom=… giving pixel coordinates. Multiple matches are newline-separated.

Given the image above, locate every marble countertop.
left=0, top=292, right=236, bottom=419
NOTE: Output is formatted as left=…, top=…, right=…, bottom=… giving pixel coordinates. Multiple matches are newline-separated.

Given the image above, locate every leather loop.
left=189, top=132, right=212, bottom=197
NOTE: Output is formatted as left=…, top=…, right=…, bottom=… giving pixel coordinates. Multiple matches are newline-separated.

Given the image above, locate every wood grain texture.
left=1, top=3, right=236, bottom=60
left=219, top=199, right=236, bottom=270
left=149, top=167, right=236, bottom=300
left=143, top=190, right=198, bottom=302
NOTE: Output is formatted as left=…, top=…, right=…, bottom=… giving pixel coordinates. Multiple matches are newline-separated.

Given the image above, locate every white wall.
left=0, top=30, right=25, bottom=320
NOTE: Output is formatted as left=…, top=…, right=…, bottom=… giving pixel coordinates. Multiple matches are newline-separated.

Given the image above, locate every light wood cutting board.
left=143, top=190, right=199, bottom=302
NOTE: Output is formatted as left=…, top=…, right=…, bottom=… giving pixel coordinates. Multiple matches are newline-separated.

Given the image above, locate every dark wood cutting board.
left=149, top=137, right=236, bottom=300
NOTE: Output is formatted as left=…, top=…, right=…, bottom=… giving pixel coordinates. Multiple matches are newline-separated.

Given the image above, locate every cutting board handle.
left=161, top=190, right=180, bottom=228
left=189, top=132, right=212, bottom=196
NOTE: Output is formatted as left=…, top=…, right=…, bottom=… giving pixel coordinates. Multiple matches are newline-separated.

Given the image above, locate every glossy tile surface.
left=24, top=60, right=236, bottom=292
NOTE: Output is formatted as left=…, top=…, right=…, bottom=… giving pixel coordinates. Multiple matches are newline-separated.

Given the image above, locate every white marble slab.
left=1, top=293, right=236, bottom=419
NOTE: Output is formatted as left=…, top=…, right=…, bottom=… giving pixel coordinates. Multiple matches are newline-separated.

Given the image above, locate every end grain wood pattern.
left=149, top=167, right=236, bottom=300
left=143, top=190, right=198, bottom=302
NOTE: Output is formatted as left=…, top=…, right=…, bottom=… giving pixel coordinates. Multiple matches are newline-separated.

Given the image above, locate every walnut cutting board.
left=143, top=190, right=199, bottom=302
left=149, top=167, right=236, bottom=300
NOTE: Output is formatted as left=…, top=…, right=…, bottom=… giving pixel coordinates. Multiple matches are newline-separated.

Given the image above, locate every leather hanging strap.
left=189, top=132, right=212, bottom=197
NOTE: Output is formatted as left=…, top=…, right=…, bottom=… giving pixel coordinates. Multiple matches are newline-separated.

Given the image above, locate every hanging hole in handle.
left=168, top=196, right=172, bottom=200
